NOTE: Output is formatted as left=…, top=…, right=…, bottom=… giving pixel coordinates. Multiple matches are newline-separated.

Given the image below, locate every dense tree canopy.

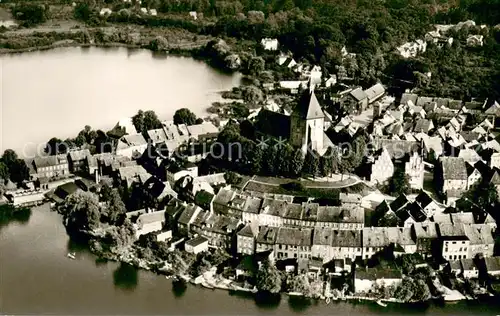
left=132, top=110, right=162, bottom=134
left=256, top=259, right=282, bottom=294
left=388, top=167, right=411, bottom=196
left=1, top=149, right=30, bottom=184
left=12, top=3, right=49, bottom=26
left=173, top=108, right=200, bottom=126
left=59, top=191, right=103, bottom=233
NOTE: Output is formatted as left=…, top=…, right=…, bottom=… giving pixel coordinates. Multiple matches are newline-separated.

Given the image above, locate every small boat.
left=67, top=252, right=76, bottom=260
left=325, top=297, right=331, bottom=305
left=376, top=300, right=387, bottom=307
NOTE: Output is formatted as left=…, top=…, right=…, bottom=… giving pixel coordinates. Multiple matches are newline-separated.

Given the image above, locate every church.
left=255, top=87, right=334, bottom=156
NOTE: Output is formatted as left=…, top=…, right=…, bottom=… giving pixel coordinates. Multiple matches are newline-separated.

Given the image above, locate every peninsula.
left=1, top=0, right=500, bottom=310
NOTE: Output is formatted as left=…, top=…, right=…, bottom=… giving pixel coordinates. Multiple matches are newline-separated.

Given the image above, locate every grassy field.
left=244, top=179, right=368, bottom=199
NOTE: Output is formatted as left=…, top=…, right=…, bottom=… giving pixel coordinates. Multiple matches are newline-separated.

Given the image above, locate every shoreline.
left=83, top=233, right=454, bottom=307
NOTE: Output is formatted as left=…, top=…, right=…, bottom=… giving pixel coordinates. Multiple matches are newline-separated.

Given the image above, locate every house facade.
left=439, top=157, right=468, bottom=194
left=370, top=148, right=394, bottom=184
left=32, top=155, right=70, bottom=180
left=405, top=151, right=424, bottom=190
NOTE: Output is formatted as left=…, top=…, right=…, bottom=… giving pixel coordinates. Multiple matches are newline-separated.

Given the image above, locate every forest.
left=106, top=0, right=500, bottom=99
left=6, top=0, right=500, bottom=99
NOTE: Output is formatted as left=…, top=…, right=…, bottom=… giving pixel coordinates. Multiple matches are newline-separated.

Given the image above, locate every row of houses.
left=234, top=220, right=495, bottom=263
left=211, top=187, right=364, bottom=230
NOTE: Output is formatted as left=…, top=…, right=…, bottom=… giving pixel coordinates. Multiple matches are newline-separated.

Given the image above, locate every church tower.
left=290, top=87, right=325, bottom=155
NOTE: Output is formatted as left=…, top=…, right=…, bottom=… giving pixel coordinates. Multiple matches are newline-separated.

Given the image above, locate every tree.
left=142, top=110, right=162, bottom=132
left=12, top=3, right=48, bottom=26
left=287, top=274, right=310, bottom=295
left=394, top=278, right=414, bottom=302
left=132, top=110, right=145, bottom=133
left=106, top=189, right=127, bottom=224
left=224, top=171, right=242, bottom=185
left=8, top=160, right=30, bottom=184
left=0, top=162, right=9, bottom=182
left=104, top=219, right=135, bottom=250
left=377, top=211, right=400, bottom=227
left=277, top=144, right=294, bottom=176
left=290, top=149, right=304, bottom=177
left=389, top=167, right=411, bottom=196
left=250, top=146, right=264, bottom=174
left=59, top=191, right=102, bottom=233
left=74, top=2, right=94, bottom=21
left=303, top=150, right=319, bottom=177
left=256, top=259, right=282, bottom=294
left=174, top=108, right=198, bottom=126
left=2, top=150, right=18, bottom=167
left=466, top=182, right=499, bottom=212
left=263, top=145, right=278, bottom=175
left=45, top=137, right=68, bottom=155
left=248, top=57, right=265, bottom=76
left=320, top=147, right=334, bottom=177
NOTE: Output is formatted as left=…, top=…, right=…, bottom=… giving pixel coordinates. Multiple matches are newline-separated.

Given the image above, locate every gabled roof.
left=485, top=101, right=500, bottom=116
left=68, top=149, right=91, bottom=162
left=440, top=157, right=467, bottom=180
left=364, top=83, right=385, bottom=101
left=390, top=194, right=410, bottom=213
left=294, top=89, right=325, bottom=119
left=349, top=87, right=368, bottom=102
left=415, top=191, right=434, bottom=208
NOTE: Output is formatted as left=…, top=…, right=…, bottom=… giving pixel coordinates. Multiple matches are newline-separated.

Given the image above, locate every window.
left=462, top=241, right=466, bottom=244
left=452, top=242, right=456, bottom=244
left=294, top=254, right=297, bottom=258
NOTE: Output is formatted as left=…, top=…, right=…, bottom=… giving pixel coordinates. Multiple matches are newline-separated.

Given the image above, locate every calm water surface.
left=1, top=204, right=500, bottom=315
left=0, top=47, right=241, bottom=156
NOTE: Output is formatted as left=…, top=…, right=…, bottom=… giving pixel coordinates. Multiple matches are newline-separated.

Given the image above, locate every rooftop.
left=275, top=227, right=313, bottom=247
left=441, top=157, right=468, bottom=180
left=294, top=89, right=325, bottom=120
left=185, top=236, right=209, bottom=248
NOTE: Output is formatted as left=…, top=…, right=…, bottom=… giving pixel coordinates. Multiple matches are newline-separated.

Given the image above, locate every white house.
left=115, top=134, right=148, bottom=159
left=135, top=210, right=166, bottom=238
left=354, top=266, right=403, bottom=293
left=440, top=157, right=468, bottom=194
left=185, top=236, right=209, bottom=254
left=261, top=38, right=278, bottom=51
left=396, top=40, right=427, bottom=58
left=370, top=148, right=394, bottom=184
left=405, top=151, right=424, bottom=190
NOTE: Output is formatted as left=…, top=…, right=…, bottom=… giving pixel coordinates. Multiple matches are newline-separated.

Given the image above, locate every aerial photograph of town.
left=1, top=0, right=500, bottom=315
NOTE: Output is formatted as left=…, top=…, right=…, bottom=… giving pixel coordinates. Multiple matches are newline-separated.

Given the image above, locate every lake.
left=0, top=47, right=241, bottom=157
left=1, top=204, right=500, bottom=315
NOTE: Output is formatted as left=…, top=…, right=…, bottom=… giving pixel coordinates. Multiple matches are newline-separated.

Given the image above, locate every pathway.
left=247, top=174, right=365, bottom=190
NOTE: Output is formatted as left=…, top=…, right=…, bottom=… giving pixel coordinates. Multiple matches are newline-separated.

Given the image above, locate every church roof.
left=294, top=90, right=325, bottom=120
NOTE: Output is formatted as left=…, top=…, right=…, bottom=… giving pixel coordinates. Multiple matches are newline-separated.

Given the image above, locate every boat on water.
left=376, top=300, right=387, bottom=307
left=67, top=252, right=76, bottom=260
left=325, top=297, right=331, bottom=304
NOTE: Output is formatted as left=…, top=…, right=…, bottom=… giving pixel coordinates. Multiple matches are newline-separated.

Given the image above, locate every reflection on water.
left=95, top=257, right=109, bottom=266
left=66, top=235, right=91, bottom=254
left=288, top=296, right=314, bottom=313
left=0, top=205, right=32, bottom=229
left=254, top=292, right=281, bottom=310
left=172, top=280, right=187, bottom=298
left=113, top=263, right=138, bottom=291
